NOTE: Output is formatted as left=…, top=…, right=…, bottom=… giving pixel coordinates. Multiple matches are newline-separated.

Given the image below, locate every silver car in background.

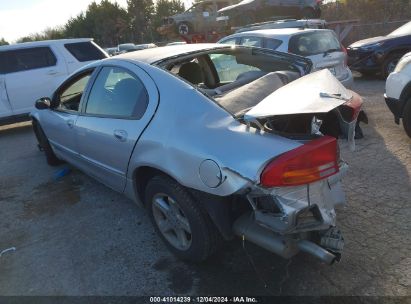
left=218, top=28, right=354, bottom=88
left=31, top=44, right=362, bottom=264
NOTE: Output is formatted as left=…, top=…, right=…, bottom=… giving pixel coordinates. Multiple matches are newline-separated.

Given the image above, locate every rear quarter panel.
left=127, top=63, right=302, bottom=196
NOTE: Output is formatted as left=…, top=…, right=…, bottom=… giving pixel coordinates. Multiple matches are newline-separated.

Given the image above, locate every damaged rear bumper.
left=233, top=163, right=348, bottom=264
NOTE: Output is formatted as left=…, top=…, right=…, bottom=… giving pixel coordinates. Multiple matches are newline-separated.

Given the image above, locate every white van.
left=0, top=38, right=108, bottom=125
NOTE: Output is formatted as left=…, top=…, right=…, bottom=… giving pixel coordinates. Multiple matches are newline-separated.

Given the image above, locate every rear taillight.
left=341, top=44, right=348, bottom=67
left=340, top=93, right=362, bottom=121
left=261, top=136, right=339, bottom=187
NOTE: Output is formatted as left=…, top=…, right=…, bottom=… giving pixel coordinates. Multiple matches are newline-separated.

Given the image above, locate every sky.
left=0, top=0, right=194, bottom=43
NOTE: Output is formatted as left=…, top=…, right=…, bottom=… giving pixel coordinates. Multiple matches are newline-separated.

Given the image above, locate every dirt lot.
left=0, top=75, right=410, bottom=297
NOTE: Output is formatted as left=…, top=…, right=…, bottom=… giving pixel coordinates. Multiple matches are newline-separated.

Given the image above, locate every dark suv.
left=347, top=21, right=411, bottom=78
left=217, top=0, right=322, bottom=29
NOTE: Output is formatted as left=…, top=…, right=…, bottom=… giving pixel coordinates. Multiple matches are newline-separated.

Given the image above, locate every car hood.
left=244, top=69, right=351, bottom=121
left=349, top=36, right=389, bottom=48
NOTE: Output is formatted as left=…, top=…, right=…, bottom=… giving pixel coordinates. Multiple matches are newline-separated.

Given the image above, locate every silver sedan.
left=31, top=44, right=362, bottom=264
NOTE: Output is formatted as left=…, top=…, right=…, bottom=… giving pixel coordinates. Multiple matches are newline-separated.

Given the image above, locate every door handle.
left=67, top=119, right=74, bottom=128
left=113, top=130, right=127, bottom=142
left=47, top=70, right=58, bottom=75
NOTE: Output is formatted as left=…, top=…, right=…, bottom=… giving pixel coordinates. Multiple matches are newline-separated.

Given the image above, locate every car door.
left=3, top=46, right=67, bottom=116
left=40, top=69, right=96, bottom=165
left=0, top=77, right=12, bottom=120
left=74, top=61, right=159, bottom=192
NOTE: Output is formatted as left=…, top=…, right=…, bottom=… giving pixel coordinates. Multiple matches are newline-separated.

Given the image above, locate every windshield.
left=388, top=21, right=411, bottom=37
left=288, top=31, right=341, bottom=56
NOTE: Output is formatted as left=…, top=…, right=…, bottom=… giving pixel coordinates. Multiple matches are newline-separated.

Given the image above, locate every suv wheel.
left=178, top=22, right=191, bottom=35
left=403, top=99, right=411, bottom=138
left=145, top=175, right=221, bottom=262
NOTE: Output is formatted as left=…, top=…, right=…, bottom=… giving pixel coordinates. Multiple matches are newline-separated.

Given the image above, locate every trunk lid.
left=243, top=69, right=351, bottom=121
left=308, top=51, right=347, bottom=81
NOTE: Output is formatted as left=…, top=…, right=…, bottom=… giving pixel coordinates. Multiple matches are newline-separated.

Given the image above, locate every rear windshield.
left=64, top=42, right=107, bottom=62
left=288, top=31, right=341, bottom=56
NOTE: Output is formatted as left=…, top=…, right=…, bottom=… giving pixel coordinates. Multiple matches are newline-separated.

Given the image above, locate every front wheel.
left=145, top=175, right=221, bottom=262
left=382, top=53, right=403, bottom=79
left=32, top=120, right=63, bottom=166
left=402, top=99, right=411, bottom=138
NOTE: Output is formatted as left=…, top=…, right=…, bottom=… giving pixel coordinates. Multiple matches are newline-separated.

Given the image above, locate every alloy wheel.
left=151, top=193, right=192, bottom=250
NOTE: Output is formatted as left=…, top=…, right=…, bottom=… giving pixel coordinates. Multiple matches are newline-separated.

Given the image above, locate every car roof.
left=226, top=28, right=331, bottom=39
left=0, top=38, right=94, bottom=51
left=117, top=43, right=232, bottom=64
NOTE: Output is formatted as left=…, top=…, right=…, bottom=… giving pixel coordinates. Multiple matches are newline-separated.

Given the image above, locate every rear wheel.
left=32, top=120, right=63, bottom=166
left=145, top=175, right=221, bottom=262
left=402, top=99, right=411, bottom=138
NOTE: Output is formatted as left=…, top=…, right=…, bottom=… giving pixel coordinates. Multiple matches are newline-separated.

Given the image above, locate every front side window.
left=85, top=66, right=148, bottom=118
left=56, top=71, right=93, bottom=112
left=210, top=53, right=260, bottom=83
left=65, top=42, right=107, bottom=62
left=0, top=47, right=56, bottom=74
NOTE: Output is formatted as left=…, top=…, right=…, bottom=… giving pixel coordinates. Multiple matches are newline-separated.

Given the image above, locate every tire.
left=32, top=120, right=63, bottom=166
left=177, top=22, right=191, bottom=35
left=382, top=53, right=403, bottom=79
left=402, top=99, right=411, bottom=138
left=145, top=175, right=222, bottom=262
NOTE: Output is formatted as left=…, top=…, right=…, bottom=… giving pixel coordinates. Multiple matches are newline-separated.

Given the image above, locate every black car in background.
left=347, top=21, right=411, bottom=78
left=217, top=0, right=322, bottom=28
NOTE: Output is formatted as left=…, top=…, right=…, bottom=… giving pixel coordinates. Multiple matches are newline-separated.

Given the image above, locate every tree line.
left=2, top=0, right=411, bottom=47
left=323, top=0, right=411, bottom=23
left=1, top=0, right=186, bottom=47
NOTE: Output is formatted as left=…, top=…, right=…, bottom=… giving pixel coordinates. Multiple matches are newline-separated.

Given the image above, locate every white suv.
left=385, top=52, right=411, bottom=137
left=0, top=38, right=108, bottom=125
left=218, top=28, right=353, bottom=88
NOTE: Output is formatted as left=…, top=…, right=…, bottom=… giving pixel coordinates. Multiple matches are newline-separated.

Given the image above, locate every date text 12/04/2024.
left=149, top=297, right=259, bottom=303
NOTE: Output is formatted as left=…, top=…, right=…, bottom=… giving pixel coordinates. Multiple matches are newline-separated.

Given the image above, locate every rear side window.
left=0, top=47, right=56, bottom=74
left=288, top=31, right=341, bottom=56
left=265, top=38, right=282, bottom=50
left=64, top=42, right=106, bottom=62
left=86, top=66, right=148, bottom=118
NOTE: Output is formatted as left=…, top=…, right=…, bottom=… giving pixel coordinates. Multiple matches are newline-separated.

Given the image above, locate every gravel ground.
left=0, top=75, right=410, bottom=297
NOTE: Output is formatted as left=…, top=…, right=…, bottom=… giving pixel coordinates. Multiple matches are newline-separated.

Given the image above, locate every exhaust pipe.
left=297, top=240, right=338, bottom=265
left=233, top=214, right=338, bottom=265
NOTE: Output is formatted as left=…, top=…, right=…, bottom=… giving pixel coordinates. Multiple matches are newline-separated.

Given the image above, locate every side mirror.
left=35, top=97, right=51, bottom=110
